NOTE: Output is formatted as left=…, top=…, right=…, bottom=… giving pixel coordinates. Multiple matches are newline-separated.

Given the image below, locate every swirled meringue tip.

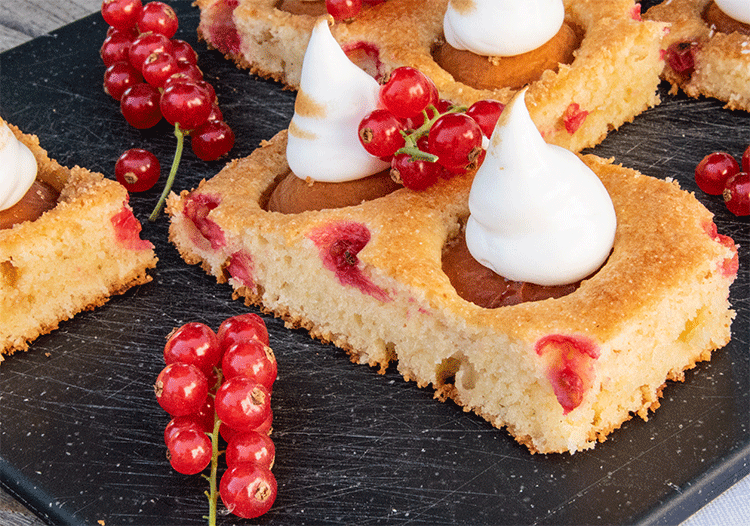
left=0, top=119, right=38, bottom=211
left=465, top=89, right=617, bottom=286
left=443, top=0, right=565, bottom=57
left=715, top=0, right=750, bottom=25
left=285, top=17, right=389, bottom=183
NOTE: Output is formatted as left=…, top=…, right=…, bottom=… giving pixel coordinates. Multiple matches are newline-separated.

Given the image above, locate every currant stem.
left=395, top=103, right=466, bottom=161
left=149, top=123, right=185, bottom=222
left=206, top=414, right=221, bottom=526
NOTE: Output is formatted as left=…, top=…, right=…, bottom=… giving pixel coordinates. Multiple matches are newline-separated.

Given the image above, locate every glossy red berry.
left=114, top=148, right=161, bottom=192
left=358, top=109, right=406, bottom=159
left=154, top=362, right=209, bottom=416
left=191, top=120, right=235, bottom=161
left=100, top=29, right=135, bottom=67
left=225, top=431, right=276, bottom=470
left=120, top=82, right=162, bottom=128
left=220, top=463, right=277, bottom=519
left=379, top=66, right=437, bottom=120
left=723, top=172, right=750, bottom=216
left=695, top=152, right=740, bottom=195
left=215, top=377, right=271, bottom=431
left=163, top=322, right=222, bottom=375
left=103, top=61, right=143, bottom=101
left=141, top=50, right=179, bottom=88
left=221, top=340, right=277, bottom=389
left=466, top=99, right=505, bottom=137
left=101, top=0, right=142, bottom=31
left=164, top=414, right=210, bottom=446
left=167, top=427, right=212, bottom=475
left=217, top=313, right=270, bottom=349
left=428, top=113, right=483, bottom=171
left=390, top=152, right=442, bottom=191
left=160, top=81, right=213, bottom=131
left=326, top=0, right=363, bottom=20
left=129, top=31, right=173, bottom=72
left=137, top=1, right=178, bottom=38
left=742, top=145, right=750, bottom=173
left=170, top=39, right=198, bottom=64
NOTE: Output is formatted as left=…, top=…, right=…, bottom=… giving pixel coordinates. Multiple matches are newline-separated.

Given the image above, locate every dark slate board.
left=0, top=1, right=748, bottom=525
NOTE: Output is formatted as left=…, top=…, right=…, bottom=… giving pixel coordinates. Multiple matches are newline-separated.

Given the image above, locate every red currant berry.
left=220, top=463, right=277, bottom=519
left=137, top=1, right=178, bottom=38
left=215, top=377, right=271, bottom=431
left=428, top=113, right=483, bottom=171
left=695, top=152, right=740, bottom=195
left=160, top=81, right=213, bottom=131
left=723, top=172, right=750, bottom=216
left=225, top=431, right=275, bottom=470
left=173, top=59, right=203, bottom=82
left=222, top=340, right=277, bottom=389
left=219, top=408, right=273, bottom=442
left=326, top=0, right=363, bottom=21
left=358, top=109, right=406, bottom=159
left=167, top=427, right=212, bottom=475
left=191, top=120, right=235, bottom=161
left=742, top=145, right=750, bottom=174
left=206, top=104, right=223, bottom=123
left=154, top=362, right=209, bottom=416
left=101, top=0, right=142, bottom=31
left=141, top=50, right=179, bottom=88
left=129, top=31, right=173, bottom=72
left=390, top=153, right=442, bottom=191
left=380, top=66, right=437, bottom=120
left=217, top=313, right=270, bottom=349
left=103, top=61, right=143, bottom=101
left=164, top=414, right=210, bottom=446
left=100, top=29, right=135, bottom=67
left=163, top=322, right=222, bottom=375
left=115, top=148, right=160, bottom=192
left=466, top=99, right=505, bottom=137
left=401, top=98, right=452, bottom=130
left=171, top=39, right=198, bottom=64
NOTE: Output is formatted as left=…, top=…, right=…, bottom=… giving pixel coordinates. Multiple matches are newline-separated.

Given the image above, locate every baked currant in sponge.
left=0, top=120, right=157, bottom=359
left=167, top=127, right=738, bottom=453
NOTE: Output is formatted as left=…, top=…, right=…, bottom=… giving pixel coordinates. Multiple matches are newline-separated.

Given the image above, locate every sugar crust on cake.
left=645, top=0, right=750, bottom=111
left=167, top=130, right=737, bottom=453
left=195, top=0, right=668, bottom=152
left=0, top=122, right=158, bottom=360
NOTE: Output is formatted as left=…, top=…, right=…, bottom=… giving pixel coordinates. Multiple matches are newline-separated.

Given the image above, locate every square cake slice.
left=167, top=130, right=737, bottom=453
left=0, top=121, right=158, bottom=360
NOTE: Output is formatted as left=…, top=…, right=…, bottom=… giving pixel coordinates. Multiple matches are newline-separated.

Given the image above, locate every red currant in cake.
left=326, top=0, right=363, bottom=21
left=219, top=463, right=277, bottom=519
left=215, top=376, right=271, bottom=431
left=163, top=321, right=222, bottom=375
left=114, top=148, right=160, bottom=192
left=723, top=172, right=750, bottom=216
left=695, top=152, right=740, bottom=195
left=101, top=0, right=142, bottom=31
left=137, top=1, right=178, bottom=39
left=428, top=113, right=483, bottom=171
left=379, top=66, right=437, bottom=119
left=154, top=362, right=209, bottom=416
left=120, top=81, right=162, bottom=128
left=358, top=109, right=406, bottom=159
left=160, top=81, right=213, bottom=131
left=167, top=427, right=212, bottom=475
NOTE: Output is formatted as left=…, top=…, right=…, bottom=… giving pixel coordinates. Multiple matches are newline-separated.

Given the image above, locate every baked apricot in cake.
left=645, top=0, right=750, bottom=111
left=0, top=118, right=158, bottom=360
left=167, top=24, right=737, bottom=453
left=195, top=0, right=667, bottom=153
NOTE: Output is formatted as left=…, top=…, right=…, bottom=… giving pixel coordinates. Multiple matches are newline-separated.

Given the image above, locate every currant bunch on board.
left=154, top=313, right=278, bottom=521
left=695, top=146, right=750, bottom=216
left=100, top=0, right=235, bottom=219
left=357, top=66, right=504, bottom=191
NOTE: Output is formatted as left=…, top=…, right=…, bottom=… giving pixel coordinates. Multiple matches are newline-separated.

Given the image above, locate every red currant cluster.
left=326, top=0, right=386, bottom=21
left=695, top=146, right=750, bottom=216
left=154, top=314, right=278, bottom=521
left=100, top=0, right=235, bottom=219
left=358, top=66, right=503, bottom=191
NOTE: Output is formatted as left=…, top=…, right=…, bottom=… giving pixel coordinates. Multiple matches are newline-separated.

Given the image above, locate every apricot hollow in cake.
left=166, top=129, right=737, bottom=453
left=0, top=121, right=158, bottom=360
left=645, top=0, right=750, bottom=111
left=195, top=0, right=668, bottom=153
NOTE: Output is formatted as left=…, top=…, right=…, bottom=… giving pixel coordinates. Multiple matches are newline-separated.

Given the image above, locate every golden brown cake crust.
left=0, top=121, right=158, bottom=360
left=645, top=0, right=750, bottom=111
left=167, top=130, right=737, bottom=453
left=196, top=0, right=668, bottom=152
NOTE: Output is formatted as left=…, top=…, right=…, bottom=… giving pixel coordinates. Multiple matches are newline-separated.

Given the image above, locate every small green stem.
left=206, top=415, right=221, bottom=526
left=394, top=103, right=467, bottom=160
left=149, top=123, right=185, bottom=222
